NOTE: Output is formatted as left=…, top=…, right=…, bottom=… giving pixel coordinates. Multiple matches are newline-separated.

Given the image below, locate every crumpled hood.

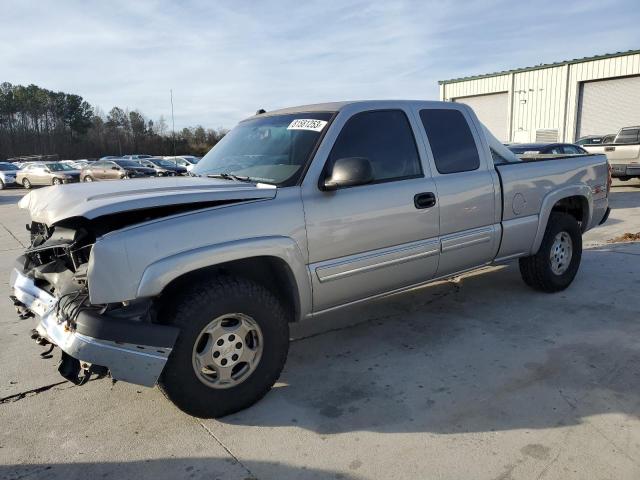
left=18, top=176, right=277, bottom=225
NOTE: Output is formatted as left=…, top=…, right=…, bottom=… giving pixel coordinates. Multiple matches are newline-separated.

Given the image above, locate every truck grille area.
left=20, top=222, right=97, bottom=326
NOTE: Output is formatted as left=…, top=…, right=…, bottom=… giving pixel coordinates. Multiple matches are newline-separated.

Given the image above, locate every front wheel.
left=158, top=276, right=290, bottom=418
left=519, top=212, right=582, bottom=292
left=52, top=177, right=62, bottom=186
left=22, top=178, right=32, bottom=189
left=83, top=175, right=94, bottom=182
left=0, top=179, right=4, bottom=190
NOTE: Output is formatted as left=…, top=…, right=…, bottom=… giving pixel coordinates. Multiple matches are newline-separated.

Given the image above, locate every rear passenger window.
left=562, top=145, right=579, bottom=154
left=617, top=129, right=639, bottom=144
left=419, top=109, right=480, bottom=174
left=329, top=110, right=422, bottom=183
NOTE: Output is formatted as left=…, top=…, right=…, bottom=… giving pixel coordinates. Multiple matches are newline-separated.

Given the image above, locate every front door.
left=302, top=108, right=440, bottom=312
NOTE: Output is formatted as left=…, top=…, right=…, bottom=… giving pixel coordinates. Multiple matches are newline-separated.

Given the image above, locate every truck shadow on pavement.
left=221, top=246, right=640, bottom=435
left=0, top=458, right=360, bottom=480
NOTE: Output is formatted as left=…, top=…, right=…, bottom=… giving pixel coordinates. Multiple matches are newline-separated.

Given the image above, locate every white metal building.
left=439, top=50, right=640, bottom=143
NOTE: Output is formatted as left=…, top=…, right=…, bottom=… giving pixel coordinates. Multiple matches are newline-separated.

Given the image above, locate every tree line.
left=0, top=82, right=228, bottom=160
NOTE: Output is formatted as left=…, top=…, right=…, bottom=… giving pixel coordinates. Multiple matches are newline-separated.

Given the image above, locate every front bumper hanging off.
left=10, top=268, right=178, bottom=387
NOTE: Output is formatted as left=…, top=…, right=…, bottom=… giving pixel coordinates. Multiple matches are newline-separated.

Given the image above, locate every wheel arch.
left=137, top=236, right=312, bottom=322
left=531, top=186, right=592, bottom=254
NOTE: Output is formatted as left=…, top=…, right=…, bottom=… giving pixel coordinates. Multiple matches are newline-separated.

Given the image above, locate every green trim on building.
left=439, top=49, right=640, bottom=85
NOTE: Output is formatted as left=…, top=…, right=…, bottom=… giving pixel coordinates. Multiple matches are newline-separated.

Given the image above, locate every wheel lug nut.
left=229, top=334, right=235, bottom=341
left=221, top=359, right=227, bottom=366
left=217, top=339, right=224, bottom=346
left=213, top=351, right=220, bottom=358
left=236, top=342, right=242, bottom=349
left=232, top=354, right=238, bottom=361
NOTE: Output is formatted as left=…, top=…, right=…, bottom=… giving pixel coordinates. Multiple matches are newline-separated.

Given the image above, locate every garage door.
left=453, top=93, right=509, bottom=142
left=576, top=75, right=640, bottom=139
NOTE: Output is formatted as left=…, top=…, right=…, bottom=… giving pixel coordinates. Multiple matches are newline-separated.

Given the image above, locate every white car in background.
left=163, top=155, right=201, bottom=172
left=0, top=162, right=19, bottom=189
left=60, top=160, right=89, bottom=169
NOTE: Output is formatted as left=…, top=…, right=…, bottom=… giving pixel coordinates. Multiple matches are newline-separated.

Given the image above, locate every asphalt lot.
left=1, top=180, right=639, bottom=480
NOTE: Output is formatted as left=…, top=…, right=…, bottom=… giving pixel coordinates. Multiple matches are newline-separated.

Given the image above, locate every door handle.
left=604, top=146, right=615, bottom=152
left=414, top=192, right=436, bottom=209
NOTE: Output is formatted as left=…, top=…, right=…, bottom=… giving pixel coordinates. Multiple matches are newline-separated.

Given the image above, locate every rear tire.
left=83, top=175, right=94, bottom=182
left=52, top=177, right=62, bottom=186
left=519, top=212, right=582, bottom=292
left=22, top=178, right=32, bottom=189
left=158, top=276, right=290, bottom=418
left=0, top=180, right=4, bottom=190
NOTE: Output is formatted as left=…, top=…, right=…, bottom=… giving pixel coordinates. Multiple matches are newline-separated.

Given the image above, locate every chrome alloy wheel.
left=192, top=313, right=263, bottom=389
left=550, top=231, right=573, bottom=275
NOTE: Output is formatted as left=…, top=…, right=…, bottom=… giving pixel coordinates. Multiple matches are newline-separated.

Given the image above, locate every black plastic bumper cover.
left=75, top=310, right=179, bottom=349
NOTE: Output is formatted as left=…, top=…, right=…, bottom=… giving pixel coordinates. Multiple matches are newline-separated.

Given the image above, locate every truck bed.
left=493, top=154, right=609, bottom=260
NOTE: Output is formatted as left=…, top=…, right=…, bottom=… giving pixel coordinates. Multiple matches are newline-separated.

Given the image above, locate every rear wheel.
left=158, top=276, right=290, bottom=418
left=83, top=175, right=94, bottom=182
left=519, top=212, right=582, bottom=292
left=22, top=178, right=32, bottom=189
left=52, top=177, right=62, bottom=186
left=0, top=179, right=4, bottom=190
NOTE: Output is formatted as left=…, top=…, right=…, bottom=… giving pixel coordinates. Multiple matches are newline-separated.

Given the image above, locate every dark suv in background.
left=137, top=157, right=188, bottom=176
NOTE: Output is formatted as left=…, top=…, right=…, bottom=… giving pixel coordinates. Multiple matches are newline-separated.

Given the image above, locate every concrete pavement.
left=1, top=182, right=639, bottom=480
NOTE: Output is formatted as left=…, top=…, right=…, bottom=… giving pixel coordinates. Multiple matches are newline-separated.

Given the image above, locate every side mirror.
left=112, top=166, right=119, bottom=170
left=322, top=157, right=373, bottom=191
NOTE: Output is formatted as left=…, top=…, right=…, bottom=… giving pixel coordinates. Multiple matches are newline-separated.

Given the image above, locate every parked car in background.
left=61, top=159, right=90, bottom=170
left=576, top=134, right=616, bottom=146
left=508, top=143, right=588, bottom=155
left=137, top=157, right=188, bottom=176
left=583, top=126, right=640, bottom=180
left=10, top=100, right=610, bottom=418
left=164, top=155, right=201, bottom=172
left=0, top=162, right=19, bottom=189
left=81, top=159, right=156, bottom=182
left=98, top=155, right=123, bottom=161
left=122, top=154, right=153, bottom=161
left=16, top=162, right=80, bottom=188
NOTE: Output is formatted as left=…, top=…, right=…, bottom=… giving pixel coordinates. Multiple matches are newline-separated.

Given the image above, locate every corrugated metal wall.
left=440, top=52, right=640, bottom=142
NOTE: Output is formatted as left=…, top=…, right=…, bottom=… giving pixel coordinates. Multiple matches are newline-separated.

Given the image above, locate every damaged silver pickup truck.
left=10, top=100, right=611, bottom=418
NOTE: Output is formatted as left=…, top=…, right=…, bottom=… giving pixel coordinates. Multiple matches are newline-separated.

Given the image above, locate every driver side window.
left=328, top=110, right=422, bottom=183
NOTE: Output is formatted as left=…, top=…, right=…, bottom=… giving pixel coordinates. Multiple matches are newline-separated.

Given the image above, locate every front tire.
left=52, top=177, right=62, bottom=186
left=158, top=276, right=290, bottom=418
left=519, top=212, right=582, bottom=292
left=0, top=179, right=4, bottom=190
left=83, top=175, right=94, bottom=182
left=22, top=178, right=32, bottom=189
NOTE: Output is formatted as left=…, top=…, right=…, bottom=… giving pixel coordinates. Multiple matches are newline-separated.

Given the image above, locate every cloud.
left=1, top=0, right=638, bottom=129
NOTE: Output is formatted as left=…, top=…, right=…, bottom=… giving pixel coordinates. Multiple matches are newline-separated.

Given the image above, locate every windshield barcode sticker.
left=287, top=119, right=328, bottom=132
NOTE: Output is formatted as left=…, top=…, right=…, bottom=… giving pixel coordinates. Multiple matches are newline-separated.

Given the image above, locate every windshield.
left=0, top=163, right=18, bottom=171
left=114, top=160, right=143, bottom=168
left=46, top=163, right=74, bottom=171
left=193, top=112, right=334, bottom=185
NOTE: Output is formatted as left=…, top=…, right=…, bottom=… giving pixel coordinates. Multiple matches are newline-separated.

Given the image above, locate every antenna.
left=170, top=89, right=176, bottom=156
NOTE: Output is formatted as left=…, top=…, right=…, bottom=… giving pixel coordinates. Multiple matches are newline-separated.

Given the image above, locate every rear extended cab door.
left=410, top=103, right=501, bottom=276
left=301, top=103, right=441, bottom=313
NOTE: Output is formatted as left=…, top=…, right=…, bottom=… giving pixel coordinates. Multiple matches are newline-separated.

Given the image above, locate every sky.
left=2, top=0, right=639, bottom=130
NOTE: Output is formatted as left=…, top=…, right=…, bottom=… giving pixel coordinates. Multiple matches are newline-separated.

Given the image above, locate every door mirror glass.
left=322, top=157, right=373, bottom=191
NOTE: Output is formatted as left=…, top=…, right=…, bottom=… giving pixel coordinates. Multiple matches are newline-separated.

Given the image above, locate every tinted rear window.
left=419, top=109, right=480, bottom=174
left=617, top=129, right=640, bottom=144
